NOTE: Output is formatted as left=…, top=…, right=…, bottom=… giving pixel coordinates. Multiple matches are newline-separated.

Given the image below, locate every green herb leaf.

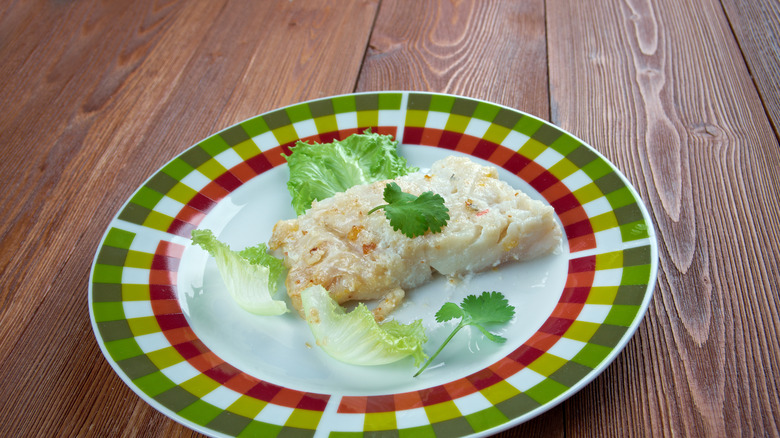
left=414, top=291, right=515, bottom=377
left=460, top=291, right=515, bottom=325
left=368, top=182, right=450, bottom=238
left=434, top=302, right=466, bottom=323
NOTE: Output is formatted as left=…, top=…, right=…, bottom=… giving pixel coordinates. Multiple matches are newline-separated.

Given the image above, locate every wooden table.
left=2, top=0, right=779, bottom=436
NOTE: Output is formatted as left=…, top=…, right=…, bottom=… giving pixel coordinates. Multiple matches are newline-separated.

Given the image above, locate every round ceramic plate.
left=89, top=92, right=657, bottom=437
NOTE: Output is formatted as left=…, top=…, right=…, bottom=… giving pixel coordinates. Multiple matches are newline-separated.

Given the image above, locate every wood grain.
left=357, top=0, right=550, bottom=119
left=721, top=0, right=780, bottom=137
left=547, top=0, right=780, bottom=436
left=0, top=0, right=378, bottom=436
left=358, top=1, right=562, bottom=436
left=1, top=0, right=779, bottom=436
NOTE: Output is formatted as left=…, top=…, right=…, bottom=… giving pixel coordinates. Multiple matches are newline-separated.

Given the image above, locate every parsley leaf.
left=414, top=291, right=515, bottom=377
left=367, top=182, right=450, bottom=238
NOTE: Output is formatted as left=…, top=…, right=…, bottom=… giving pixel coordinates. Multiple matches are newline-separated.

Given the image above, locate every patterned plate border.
left=89, top=92, right=657, bottom=437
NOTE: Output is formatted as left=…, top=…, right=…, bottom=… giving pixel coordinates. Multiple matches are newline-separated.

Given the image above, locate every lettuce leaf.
left=300, top=285, right=427, bottom=366
left=285, top=130, right=417, bottom=215
left=191, top=229, right=288, bottom=315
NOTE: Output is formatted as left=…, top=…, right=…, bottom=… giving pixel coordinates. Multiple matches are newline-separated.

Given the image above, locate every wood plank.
left=547, top=0, right=780, bottom=436
left=721, top=0, right=780, bottom=137
left=358, top=1, right=566, bottom=436
left=357, top=0, right=550, bottom=119
left=0, top=0, right=378, bottom=436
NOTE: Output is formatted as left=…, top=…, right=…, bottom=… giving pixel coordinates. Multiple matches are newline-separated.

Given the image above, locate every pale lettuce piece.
left=300, top=285, right=427, bottom=366
left=191, top=229, right=288, bottom=315
left=285, top=130, right=417, bottom=215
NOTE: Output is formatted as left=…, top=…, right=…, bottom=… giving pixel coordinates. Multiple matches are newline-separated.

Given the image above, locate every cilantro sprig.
left=367, top=182, right=449, bottom=238
left=414, top=291, right=515, bottom=377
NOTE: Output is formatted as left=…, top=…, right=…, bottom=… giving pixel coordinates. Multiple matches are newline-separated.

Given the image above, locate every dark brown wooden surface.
left=721, top=0, right=780, bottom=136
left=1, top=0, right=778, bottom=437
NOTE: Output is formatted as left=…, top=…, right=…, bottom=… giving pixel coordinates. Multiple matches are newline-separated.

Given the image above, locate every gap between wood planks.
left=354, top=0, right=385, bottom=94
left=717, top=0, right=780, bottom=141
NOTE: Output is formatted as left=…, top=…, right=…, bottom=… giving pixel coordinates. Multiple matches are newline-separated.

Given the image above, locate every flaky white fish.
left=270, top=156, right=562, bottom=320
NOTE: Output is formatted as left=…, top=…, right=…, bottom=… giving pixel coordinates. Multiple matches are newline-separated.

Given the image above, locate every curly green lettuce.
left=285, top=130, right=417, bottom=214
left=191, top=229, right=287, bottom=315
left=300, top=285, right=427, bottom=366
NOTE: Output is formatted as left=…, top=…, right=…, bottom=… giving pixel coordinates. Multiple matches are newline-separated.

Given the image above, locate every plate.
left=89, top=92, right=658, bottom=437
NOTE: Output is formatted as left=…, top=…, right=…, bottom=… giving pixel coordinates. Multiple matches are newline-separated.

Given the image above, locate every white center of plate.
left=176, top=145, right=568, bottom=396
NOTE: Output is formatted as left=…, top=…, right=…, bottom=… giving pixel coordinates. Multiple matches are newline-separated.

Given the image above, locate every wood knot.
left=691, top=122, right=722, bottom=138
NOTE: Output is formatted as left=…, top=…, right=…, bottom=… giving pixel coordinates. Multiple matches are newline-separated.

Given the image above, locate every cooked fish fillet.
left=269, top=156, right=562, bottom=320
